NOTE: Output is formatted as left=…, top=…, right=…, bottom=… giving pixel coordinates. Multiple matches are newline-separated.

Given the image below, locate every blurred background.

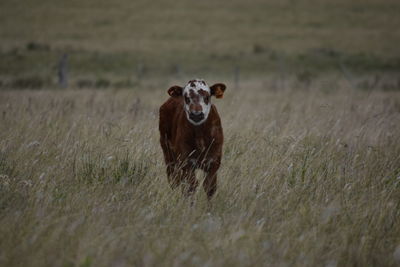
left=1, top=0, right=399, bottom=90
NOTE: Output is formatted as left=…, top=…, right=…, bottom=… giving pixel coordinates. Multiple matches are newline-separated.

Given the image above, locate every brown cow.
left=159, top=79, right=226, bottom=200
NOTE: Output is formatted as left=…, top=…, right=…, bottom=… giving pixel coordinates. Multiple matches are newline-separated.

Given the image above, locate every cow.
left=159, top=79, right=226, bottom=200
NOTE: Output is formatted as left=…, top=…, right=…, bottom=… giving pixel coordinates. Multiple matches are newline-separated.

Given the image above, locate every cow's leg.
left=166, top=162, right=180, bottom=190
left=203, top=159, right=220, bottom=200
left=160, top=136, right=180, bottom=190
left=165, top=158, right=181, bottom=190
left=203, top=172, right=217, bottom=200
left=181, top=167, right=199, bottom=197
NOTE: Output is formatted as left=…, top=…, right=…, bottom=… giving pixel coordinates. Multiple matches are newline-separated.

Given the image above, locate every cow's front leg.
left=203, top=158, right=220, bottom=200
left=166, top=162, right=181, bottom=190
left=160, top=136, right=180, bottom=189
left=181, top=165, right=199, bottom=198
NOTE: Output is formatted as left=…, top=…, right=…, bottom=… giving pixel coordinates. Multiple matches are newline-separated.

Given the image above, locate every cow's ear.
left=167, top=85, right=183, bottom=97
left=210, top=83, right=226, bottom=99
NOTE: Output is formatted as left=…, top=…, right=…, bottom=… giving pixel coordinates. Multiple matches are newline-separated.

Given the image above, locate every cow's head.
left=168, top=79, right=226, bottom=125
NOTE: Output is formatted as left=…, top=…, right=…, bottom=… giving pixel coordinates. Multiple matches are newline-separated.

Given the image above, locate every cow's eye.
left=184, top=96, right=190, bottom=104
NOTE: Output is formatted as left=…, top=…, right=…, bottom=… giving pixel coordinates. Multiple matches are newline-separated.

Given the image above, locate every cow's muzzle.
left=189, top=112, right=204, bottom=123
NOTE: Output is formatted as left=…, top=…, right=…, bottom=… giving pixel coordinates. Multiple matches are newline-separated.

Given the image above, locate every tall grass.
left=0, top=78, right=400, bottom=266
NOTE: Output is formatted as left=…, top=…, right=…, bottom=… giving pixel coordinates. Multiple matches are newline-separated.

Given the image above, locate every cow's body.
left=159, top=79, right=226, bottom=200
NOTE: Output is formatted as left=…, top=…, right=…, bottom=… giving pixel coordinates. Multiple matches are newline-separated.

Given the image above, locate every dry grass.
left=1, top=78, right=399, bottom=266
left=1, top=0, right=399, bottom=265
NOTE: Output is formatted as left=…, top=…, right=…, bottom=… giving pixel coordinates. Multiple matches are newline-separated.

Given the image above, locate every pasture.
left=1, top=0, right=400, bottom=266
left=1, top=79, right=400, bottom=266
left=1, top=0, right=400, bottom=86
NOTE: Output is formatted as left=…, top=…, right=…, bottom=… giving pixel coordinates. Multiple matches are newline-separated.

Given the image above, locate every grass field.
left=1, top=78, right=400, bottom=266
left=1, top=0, right=400, bottom=86
left=1, top=0, right=400, bottom=266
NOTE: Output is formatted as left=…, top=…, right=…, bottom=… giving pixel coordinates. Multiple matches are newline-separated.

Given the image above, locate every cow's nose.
left=189, top=111, right=204, bottom=122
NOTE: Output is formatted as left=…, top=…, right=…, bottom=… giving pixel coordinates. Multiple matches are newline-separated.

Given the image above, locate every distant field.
left=1, top=79, right=400, bottom=266
left=1, top=0, right=400, bottom=87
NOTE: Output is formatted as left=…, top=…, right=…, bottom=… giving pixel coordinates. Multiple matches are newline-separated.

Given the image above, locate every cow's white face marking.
left=182, top=79, right=211, bottom=125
